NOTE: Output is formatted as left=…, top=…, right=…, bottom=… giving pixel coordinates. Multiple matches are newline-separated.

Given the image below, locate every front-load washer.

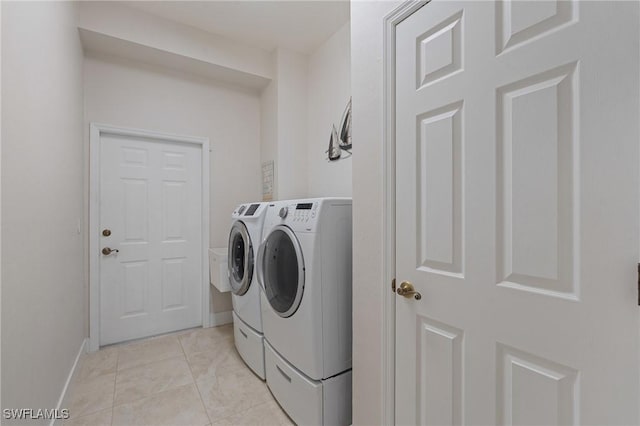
left=257, top=198, right=352, bottom=425
left=227, top=202, right=268, bottom=379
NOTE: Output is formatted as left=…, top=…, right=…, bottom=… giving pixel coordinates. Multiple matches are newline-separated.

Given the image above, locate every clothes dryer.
left=257, top=198, right=352, bottom=425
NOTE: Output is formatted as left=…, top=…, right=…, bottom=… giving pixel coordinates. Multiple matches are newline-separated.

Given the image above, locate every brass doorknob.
left=397, top=281, right=422, bottom=300
left=102, top=247, right=119, bottom=255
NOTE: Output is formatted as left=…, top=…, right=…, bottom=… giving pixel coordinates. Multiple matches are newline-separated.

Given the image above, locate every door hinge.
left=392, top=278, right=396, bottom=293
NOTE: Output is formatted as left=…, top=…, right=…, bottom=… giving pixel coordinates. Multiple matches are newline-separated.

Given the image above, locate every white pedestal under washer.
left=257, top=198, right=352, bottom=425
left=227, top=202, right=268, bottom=379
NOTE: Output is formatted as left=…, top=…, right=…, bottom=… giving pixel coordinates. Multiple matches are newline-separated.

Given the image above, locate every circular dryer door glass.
left=228, top=221, right=253, bottom=295
left=262, top=226, right=304, bottom=317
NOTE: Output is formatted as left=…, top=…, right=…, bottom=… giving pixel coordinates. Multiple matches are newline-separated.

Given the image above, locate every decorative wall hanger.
left=328, top=125, right=341, bottom=161
left=339, top=97, right=352, bottom=150
left=327, top=97, right=352, bottom=162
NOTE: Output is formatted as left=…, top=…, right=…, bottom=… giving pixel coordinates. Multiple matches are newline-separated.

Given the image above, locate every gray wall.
left=1, top=2, right=85, bottom=422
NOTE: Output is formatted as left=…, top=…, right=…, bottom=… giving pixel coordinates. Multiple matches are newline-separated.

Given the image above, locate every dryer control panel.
left=265, top=200, right=320, bottom=233
left=287, top=201, right=319, bottom=232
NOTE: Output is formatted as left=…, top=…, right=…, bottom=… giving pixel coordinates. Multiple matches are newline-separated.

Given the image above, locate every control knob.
left=279, top=206, right=288, bottom=218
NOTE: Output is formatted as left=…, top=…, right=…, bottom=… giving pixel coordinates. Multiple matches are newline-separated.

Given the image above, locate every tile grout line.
left=110, top=355, right=191, bottom=411
left=93, top=327, right=231, bottom=426
left=179, top=330, right=214, bottom=425
left=111, top=347, right=119, bottom=426
left=111, top=334, right=202, bottom=424
left=181, top=332, right=270, bottom=426
left=67, top=357, right=116, bottom=422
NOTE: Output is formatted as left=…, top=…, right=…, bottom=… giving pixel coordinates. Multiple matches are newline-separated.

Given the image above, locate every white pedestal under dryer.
left=228, top=202, right=268, bottom=379
left=257, top=198, right=353, bottom=426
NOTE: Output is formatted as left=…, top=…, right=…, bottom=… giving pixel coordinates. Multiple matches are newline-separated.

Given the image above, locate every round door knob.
left=279, top=207, right=288, bottom=218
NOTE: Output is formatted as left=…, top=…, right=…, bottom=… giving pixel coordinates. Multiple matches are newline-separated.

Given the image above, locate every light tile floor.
left=64, top=324, right=294, bottom=426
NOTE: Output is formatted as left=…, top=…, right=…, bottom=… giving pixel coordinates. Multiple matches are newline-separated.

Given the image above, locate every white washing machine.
left=257, top=198, right=352, bottom=426
left=227, top=202, right=268, bottom=379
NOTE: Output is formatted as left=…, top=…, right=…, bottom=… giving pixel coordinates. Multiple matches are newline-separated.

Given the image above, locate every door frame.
left=381, top=1, right=429, bottom=423
left=382, top=1, right=640, bottom=423
left=88, top=123, right=210, bottom=352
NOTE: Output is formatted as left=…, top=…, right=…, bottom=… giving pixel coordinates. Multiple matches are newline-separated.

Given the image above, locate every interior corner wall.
left=83, top=54, right=263, bottom=315
left=275, top=49, right=309, bottom=200
left=307, top=22, right=352, bottom=198
left=350, top=1, right=402, bottom=425
left=1, top=1, right=85, bottom=420
left=260, top=78, right=278, bottom=200
left=261, top=32, right=352, bottom=202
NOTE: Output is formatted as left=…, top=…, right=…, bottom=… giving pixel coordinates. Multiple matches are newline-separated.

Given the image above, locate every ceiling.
left=123, top=1, right=350, bottom=54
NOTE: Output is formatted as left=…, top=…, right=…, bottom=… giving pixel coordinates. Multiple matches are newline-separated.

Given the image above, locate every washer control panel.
left=232, top=203, right=265, bottom=219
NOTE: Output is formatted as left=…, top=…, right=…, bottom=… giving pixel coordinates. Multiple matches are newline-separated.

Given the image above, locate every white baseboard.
left=209, top=310, right=233, bottom=327
left=51, top=338, right=87, bottom=426
left=87, top=336, right=99, bottom=353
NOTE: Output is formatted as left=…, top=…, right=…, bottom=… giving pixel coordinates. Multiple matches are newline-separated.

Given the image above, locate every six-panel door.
left=395, top=1, right=639, bottom=424
left=99, top=133, right=203, bottom=345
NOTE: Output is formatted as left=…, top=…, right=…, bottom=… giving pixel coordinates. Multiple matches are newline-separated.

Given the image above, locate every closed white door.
left=395, top=1, right=639, bottom=424
left=99, top=133, right=203, bottom=345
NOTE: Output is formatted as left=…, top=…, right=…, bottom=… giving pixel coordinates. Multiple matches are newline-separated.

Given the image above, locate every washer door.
left=228, top=221, right=253, bottom=296
left=259, top=225, right=304, bottom=318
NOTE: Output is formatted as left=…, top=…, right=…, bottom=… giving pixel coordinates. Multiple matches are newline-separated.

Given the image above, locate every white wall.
left=259, top=48, right=309, bottom=200
left=78, top=2, right=272, bottom=83
left=1, top=1, right=85, bottom=419
left=84, top=53, right=263, bottom=313
left=351, top=2, right=402, bottom=425
left=260, top=24, right=352, bottom=201
left=260, top=77, right=279, bottom=199
left=275, top=49, right=309, bottom=199
left=307, top=22, right=352, bottom=198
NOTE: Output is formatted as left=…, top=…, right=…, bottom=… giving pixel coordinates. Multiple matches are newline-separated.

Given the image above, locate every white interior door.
left=99, top=133, right=203, bottom=345
left=395, top=1, right=639, bottom=424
